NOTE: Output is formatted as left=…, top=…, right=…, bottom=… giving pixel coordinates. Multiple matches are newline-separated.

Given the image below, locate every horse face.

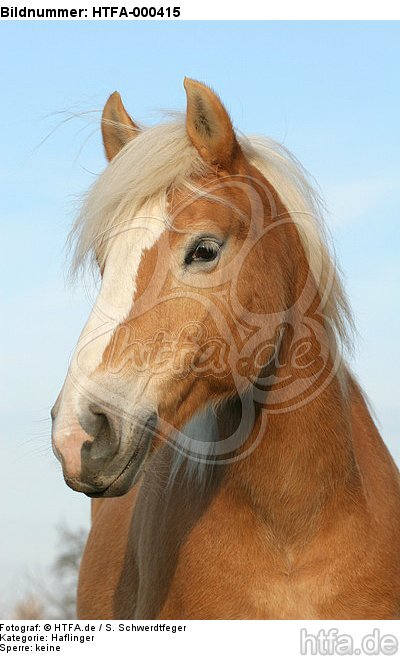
left=52, top=80, right=287, bottom=496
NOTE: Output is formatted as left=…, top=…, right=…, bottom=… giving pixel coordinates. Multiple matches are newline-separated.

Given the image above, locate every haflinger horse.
left=51, top=78, right=400, bottom=619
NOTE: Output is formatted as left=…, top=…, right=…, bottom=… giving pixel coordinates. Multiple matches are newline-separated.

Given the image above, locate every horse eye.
left=185, top=239, right=220, bottom=266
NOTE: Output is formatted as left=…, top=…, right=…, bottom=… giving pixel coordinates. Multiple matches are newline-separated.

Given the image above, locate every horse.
left=51, top=78, right=400, bottom=619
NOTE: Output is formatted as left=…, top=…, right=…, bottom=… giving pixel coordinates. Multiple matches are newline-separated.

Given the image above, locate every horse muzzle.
left=51, top=396, right=157, bottom=497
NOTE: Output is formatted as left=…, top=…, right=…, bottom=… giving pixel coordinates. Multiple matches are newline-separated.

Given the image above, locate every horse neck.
left=226, top=219, right=361, bottom=543
left=232, top=370, right=360, bottom=538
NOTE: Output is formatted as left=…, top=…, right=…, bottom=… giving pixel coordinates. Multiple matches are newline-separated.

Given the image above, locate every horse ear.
left=101, top=92, right=140, bottom=161
left=184, top=78, right=239, bottom=170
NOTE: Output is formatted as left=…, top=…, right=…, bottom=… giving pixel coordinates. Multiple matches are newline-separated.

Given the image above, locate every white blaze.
left=53, top=201, right=166, bottom=454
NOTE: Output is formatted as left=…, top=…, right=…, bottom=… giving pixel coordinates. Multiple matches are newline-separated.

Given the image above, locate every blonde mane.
left=69, top=115, right=353, bottom=358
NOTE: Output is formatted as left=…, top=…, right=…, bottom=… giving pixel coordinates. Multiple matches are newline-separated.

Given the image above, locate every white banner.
left=0, top=0, right=399, bottom=20
left=0, top=620, right=399, bottom=656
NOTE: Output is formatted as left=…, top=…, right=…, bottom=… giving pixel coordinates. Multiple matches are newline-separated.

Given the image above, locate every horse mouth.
left=91, top=432, right=153, bottom=497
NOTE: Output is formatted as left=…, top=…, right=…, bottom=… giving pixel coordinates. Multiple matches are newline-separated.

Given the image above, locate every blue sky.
left=1, top=21, right=399, bottom=611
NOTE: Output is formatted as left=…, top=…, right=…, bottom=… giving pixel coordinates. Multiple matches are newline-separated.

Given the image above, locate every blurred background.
left=1, top=21, right=399, bottom=617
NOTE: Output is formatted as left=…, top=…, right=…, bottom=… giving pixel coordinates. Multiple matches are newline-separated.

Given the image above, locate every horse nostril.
left=92, top=412, right=109, bottom=436
left=78, top=404, right=106, bottom=436
left=85, top=411, right=119, bottom=461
